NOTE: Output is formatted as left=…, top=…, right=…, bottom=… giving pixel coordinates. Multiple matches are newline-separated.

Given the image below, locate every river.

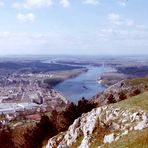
left=55, top=65, right=114, bottom=102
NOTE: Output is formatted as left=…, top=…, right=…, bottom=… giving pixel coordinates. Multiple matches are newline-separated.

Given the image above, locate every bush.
left=132, top=89, right=141, bottom=96
left=119, top=91, right=127, bottom=100
left=107, top=94, right=116, bottom=103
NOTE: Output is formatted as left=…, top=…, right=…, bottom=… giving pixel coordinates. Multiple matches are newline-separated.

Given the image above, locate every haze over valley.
left=0, top=0, right=148, bottom=148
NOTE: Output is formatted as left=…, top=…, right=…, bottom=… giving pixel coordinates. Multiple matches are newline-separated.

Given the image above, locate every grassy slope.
left=112, top=91, right=148, bottom=112
left=72, top=78, right=148, bottom=148
left=104, top=128, right=148, bottom=148
left=125, top=77, right=148, bottom=86
left=71, top=92, right=148, bottom=148
left=104, top=91, right=148, bottom=148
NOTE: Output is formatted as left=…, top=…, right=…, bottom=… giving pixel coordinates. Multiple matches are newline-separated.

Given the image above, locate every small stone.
left=103, top=133, right=114, bottom=144
left=112, top=122, right=120, bottom=130
left=134, top=122, right=147, bottom=130
left=122, top=130, right=128, bottom=135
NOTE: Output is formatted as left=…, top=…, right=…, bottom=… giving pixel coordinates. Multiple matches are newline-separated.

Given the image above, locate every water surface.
left=55, top=66, right=114, bottom=102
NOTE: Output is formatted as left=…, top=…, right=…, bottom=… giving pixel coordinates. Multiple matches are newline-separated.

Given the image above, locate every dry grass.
left=87, top=90, right=148, bottom=148
left=104, top=128, right=148, bottom=148
left=90, top=125, right=110, bottom=148
left=71, top=135, right=84, bottom=148
left=125, top=77, right=148, bottom=86
left=112, top=91, right=148, bottom=112
left=103, top=91, right=148, bottom=148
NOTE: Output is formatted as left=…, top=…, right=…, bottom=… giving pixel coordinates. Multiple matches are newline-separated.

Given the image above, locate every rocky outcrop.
left=92, top=80, right=148, bottom=106
left=46, top=106, right=148, bottom=148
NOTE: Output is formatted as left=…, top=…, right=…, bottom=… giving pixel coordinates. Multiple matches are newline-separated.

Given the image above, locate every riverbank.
left=55, top=66, right=114, bottom=102
left=43, top=68, right=88, bottom=87
left=99, top=64, right=148, bottom=87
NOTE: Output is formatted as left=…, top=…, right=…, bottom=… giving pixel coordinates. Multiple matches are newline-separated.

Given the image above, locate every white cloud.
left=24, top=0, right=53, bottom=8
left=108, top=13, right=122, bottom=25
left=118, top=0, right=127, bottom=6
left=0, top=28, right=148, bottom=55
left=17, top=13, right=35, bottom=22
left=0, top=32, right=91, bottom=55
left=83, top=0, right=100, bottom=5
left=13, top=0, right=53, bottom=9
left=0, top=0, right=4, bottom=7
left=107, top=13, right=135, bottom=27
left=100, top=13, right=148, bottom=41
left=60, top=0, right=70, bottom=8
left=12, top=2, right=22, bottom=9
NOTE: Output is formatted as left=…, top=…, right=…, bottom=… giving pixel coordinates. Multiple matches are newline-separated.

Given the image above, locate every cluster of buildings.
left=0, top=73, right=68, bottom=115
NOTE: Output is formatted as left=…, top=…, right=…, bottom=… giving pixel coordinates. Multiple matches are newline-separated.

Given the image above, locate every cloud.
left=12, top=0, right=128, bottom=9
left=99, top=13, right=148, bottom=41
left=83, top=0, right=100, bottom=5
left=0, top=31, right=113, bottom=55
left=0, top=32, right=52, bottom=55
left=107, top=13, right=134, bottom=27
left=12, top=2, right=22, bottom=9
left=0, top=28, right=148, bottom=55
left=60, top=0, right=70, bottom=8
left=0, top=0, right=4, bottom=6
left=118, top=0, right=127, bottom=6
left=108, top=13, right=123, bottom=25
left=13, top=0, right=53, bottom=9
left=17, top=13, right=35, bottom=22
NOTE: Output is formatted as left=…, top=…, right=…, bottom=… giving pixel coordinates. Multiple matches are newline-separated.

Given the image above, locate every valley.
left=0, top=56, right=148, bottom=148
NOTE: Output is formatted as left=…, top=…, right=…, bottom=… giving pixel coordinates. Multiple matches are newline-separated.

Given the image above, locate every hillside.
left=46, top=78, right=148, bottom=148
left=93, top=77, right=148, bottom=106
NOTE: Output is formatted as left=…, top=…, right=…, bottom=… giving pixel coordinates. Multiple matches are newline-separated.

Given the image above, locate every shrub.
left=107, top=94, right=116, bottom=103
left=132, top=89, right=141, bottom=96
left=119, top=91, right=127, bottom=100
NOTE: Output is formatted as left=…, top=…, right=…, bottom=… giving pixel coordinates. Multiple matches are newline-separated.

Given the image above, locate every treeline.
left=0, top=61, right=83, bottom=74
left=43, top=78, right=63, bottom=87
left=117, top=66, right=148, bottom=77
left=0, top=98, right=97, bottom=148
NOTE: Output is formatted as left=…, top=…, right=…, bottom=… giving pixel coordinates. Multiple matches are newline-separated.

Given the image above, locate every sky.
left=0, top=0, right=148, bottom=55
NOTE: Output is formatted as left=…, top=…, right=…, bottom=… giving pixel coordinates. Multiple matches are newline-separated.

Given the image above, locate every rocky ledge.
left=46, top=105, right=148, bottom=148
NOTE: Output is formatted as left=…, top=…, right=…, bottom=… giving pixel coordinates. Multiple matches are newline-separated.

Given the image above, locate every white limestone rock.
left=46, top=106, right=148, bottom=148
left=103, top=133, right=115, bottom=143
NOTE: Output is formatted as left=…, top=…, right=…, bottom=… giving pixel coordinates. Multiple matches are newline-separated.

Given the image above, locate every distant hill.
left=0, top=61, right=83, bottom=74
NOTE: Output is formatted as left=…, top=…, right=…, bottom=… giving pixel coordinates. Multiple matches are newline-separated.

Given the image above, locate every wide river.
left=55, top=65, right=114, bottom=102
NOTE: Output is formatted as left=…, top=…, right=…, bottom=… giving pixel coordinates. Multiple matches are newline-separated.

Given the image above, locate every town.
left=0, top=60, right=87, bottom=127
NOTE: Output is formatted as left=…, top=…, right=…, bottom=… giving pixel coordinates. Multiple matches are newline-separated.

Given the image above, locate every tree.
left=23, top=115, right=56, bottom=148
left=77, top=97, right=97, bottom=114
left=0, top=127, right=15, bottom=148
left=51, top=98, right=97, bottom=133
